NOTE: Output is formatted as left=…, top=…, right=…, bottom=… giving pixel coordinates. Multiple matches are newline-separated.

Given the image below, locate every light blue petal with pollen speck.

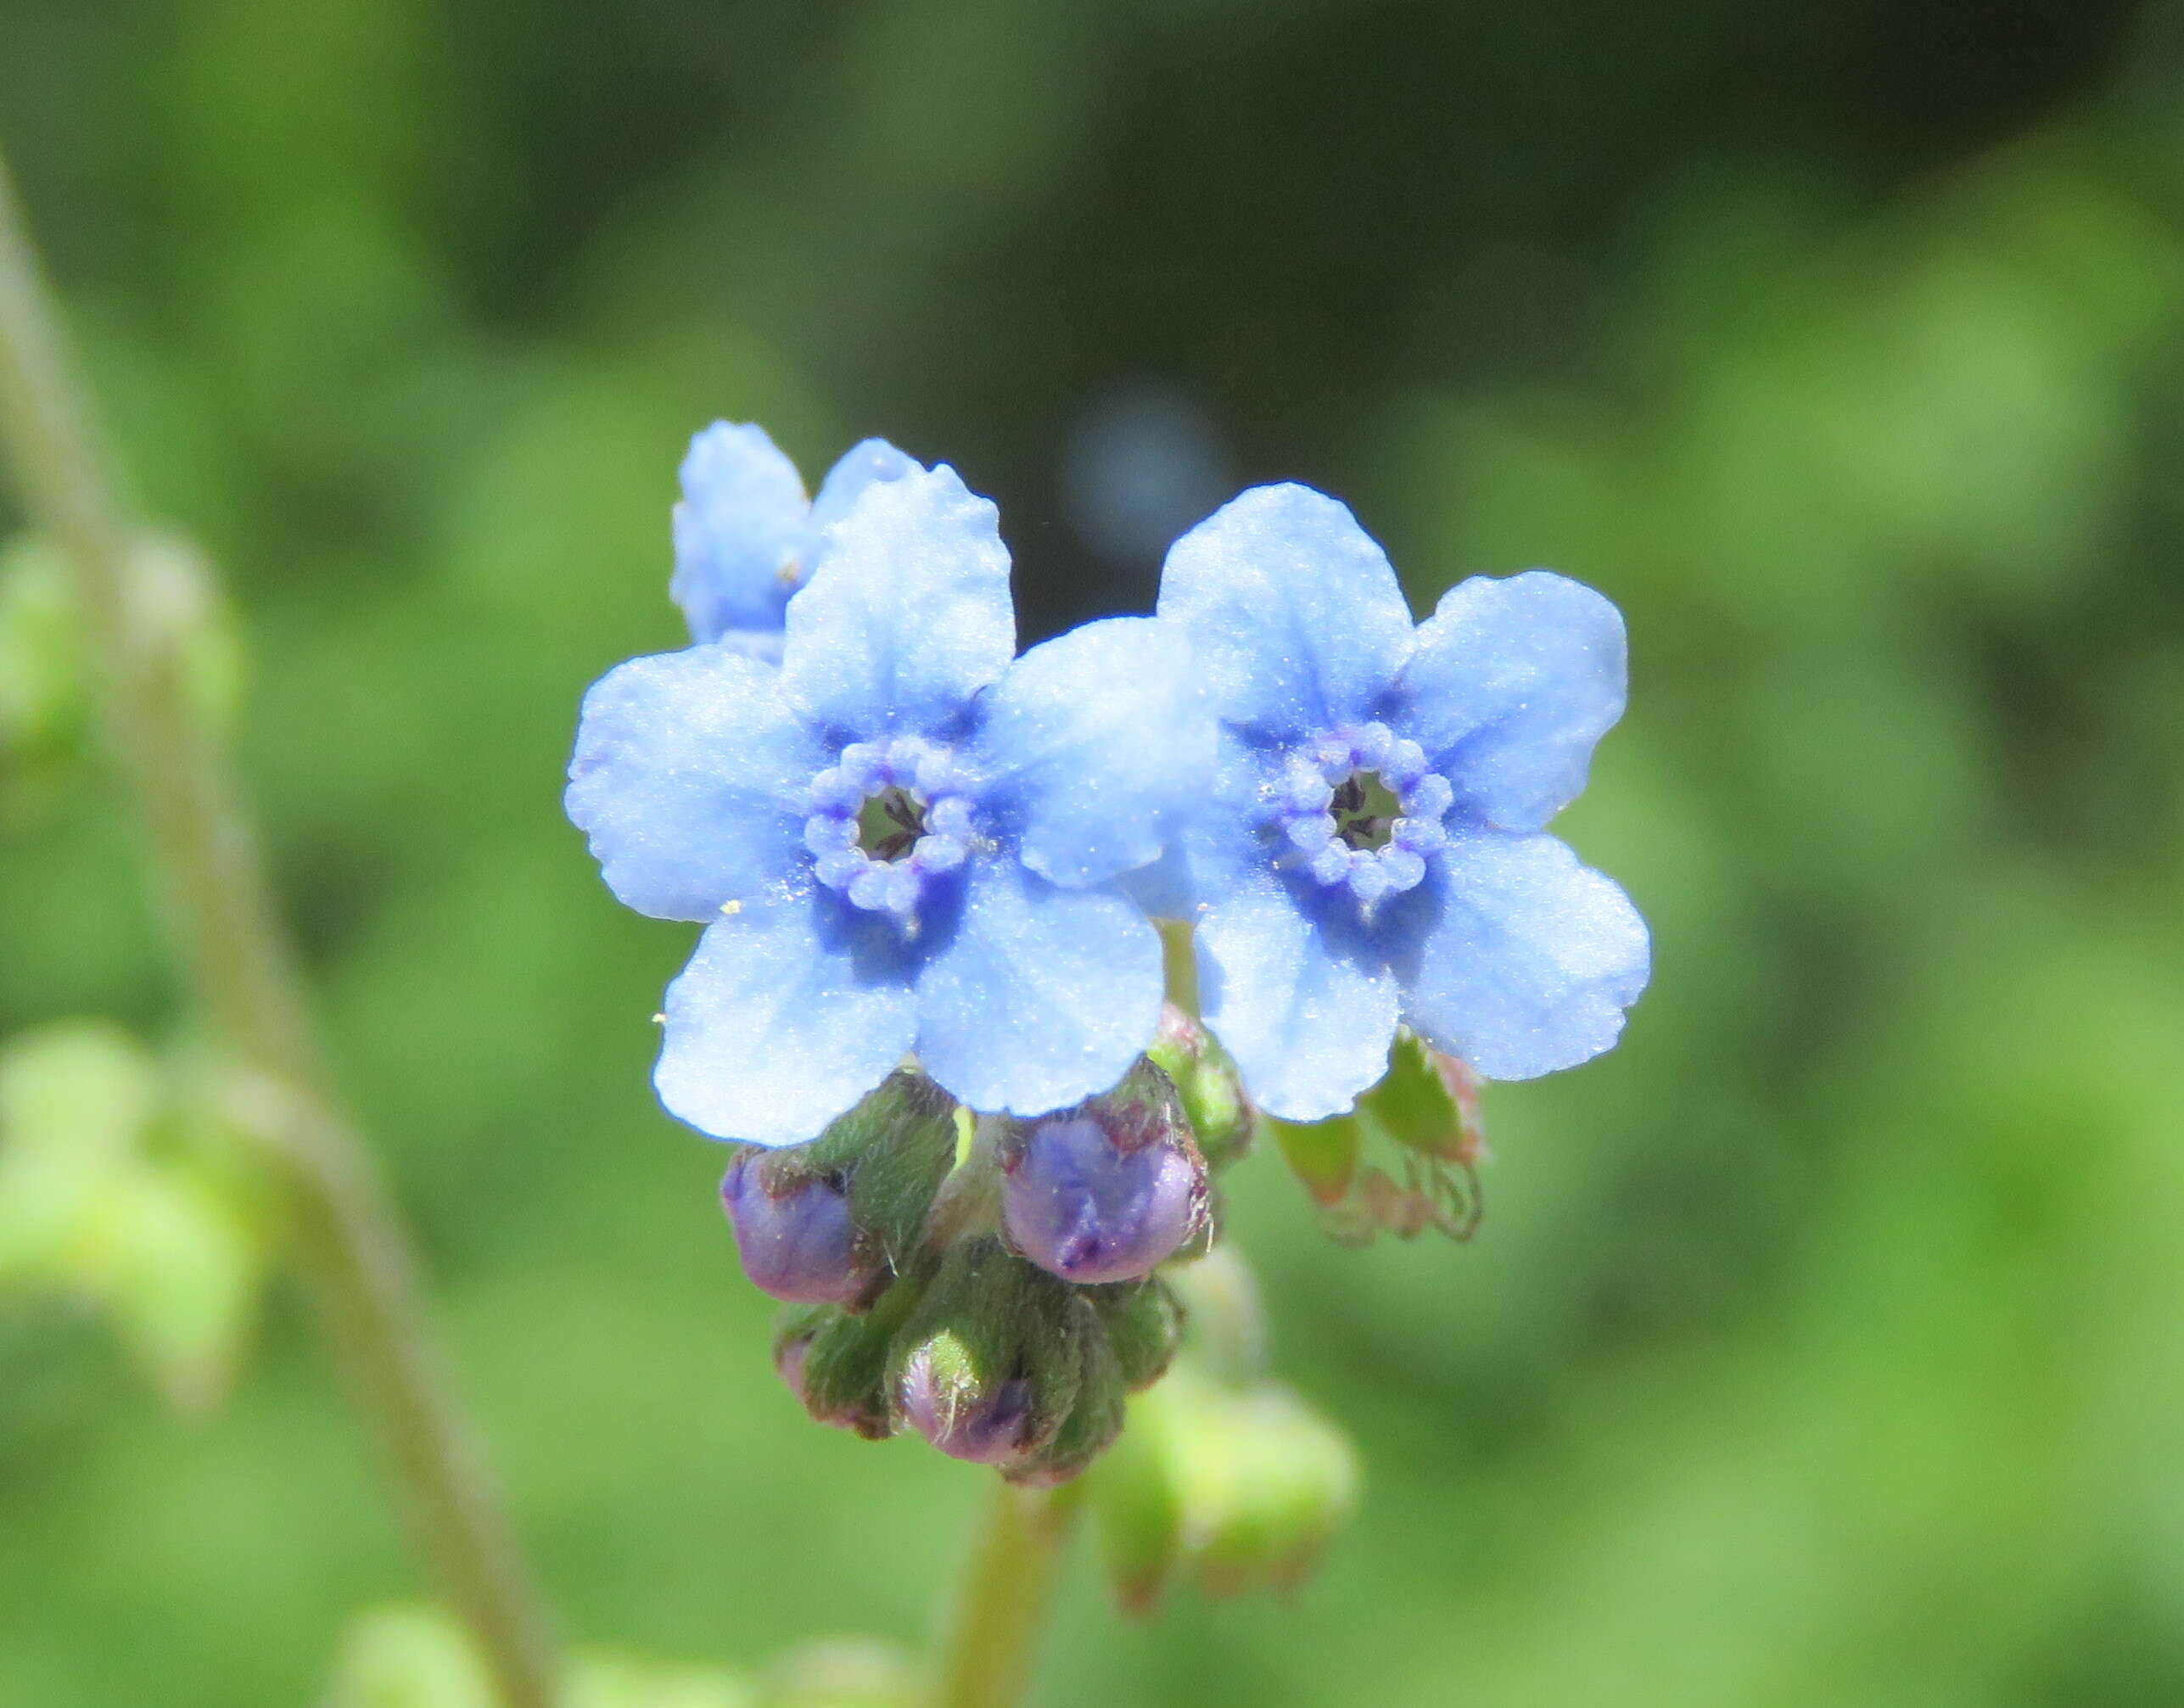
left=565, top=646, right=826, bottom=921
left=1193, top=863, right=1400, bottom=1122
left=654, top=891, right=918, bottom=1145
left=780, top=465, right=1016, bottom=739
left=913, top=857, right=1162, bottom=1115
left=1401, top=830, right=1649, bottom=1080
left=1400, top=571, right=1627, bottom=832
left=1157, top=483, right=1414, bottom=740
left=806, top=438, right=922, bottom=544
left=669, top=423, right=811, bottom=644
left=968, top=617, right=1213, bottom=889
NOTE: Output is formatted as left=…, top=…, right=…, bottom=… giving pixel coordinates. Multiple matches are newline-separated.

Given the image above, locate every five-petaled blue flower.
left=670, top=422, right=921, bottom=658
left=569, top=464, right=1211, bottom=1145
left=1145, top=483, right=1649, bottom=1123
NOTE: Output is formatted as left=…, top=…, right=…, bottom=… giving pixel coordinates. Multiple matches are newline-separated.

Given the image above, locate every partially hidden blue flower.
left=670, top=422, right=921, bottom=658
left=569, top=463, right=1212, bottom=1145
left=1147, top=483, right=1649, bottom=1123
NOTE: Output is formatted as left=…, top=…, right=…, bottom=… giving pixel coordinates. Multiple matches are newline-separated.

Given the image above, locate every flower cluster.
left=566, top=420, right=1650, bottom=1478
left=738, top=1058, right=1209, bottom=1483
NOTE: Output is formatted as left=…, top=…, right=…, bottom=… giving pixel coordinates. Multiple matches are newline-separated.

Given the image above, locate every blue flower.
left=569, top=463, right=1211, bottom=1145
left=669, top=422, right=921, bottom=657
left=1149, top=483, right=1649, bottom=1123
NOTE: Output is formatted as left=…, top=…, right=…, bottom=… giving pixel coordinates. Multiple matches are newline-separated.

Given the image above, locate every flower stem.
left=0, top=154, right=563, bottom=1708
left=926, top=1479, right=1081, bottom=1708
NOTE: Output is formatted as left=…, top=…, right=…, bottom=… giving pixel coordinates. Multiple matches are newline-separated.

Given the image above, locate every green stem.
left=0, top=154, right=563, bottom=1708
left=926, top=1479, right=1080, bottom=1708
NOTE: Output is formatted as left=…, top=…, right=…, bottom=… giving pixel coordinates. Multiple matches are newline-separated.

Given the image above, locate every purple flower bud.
left=887, top=1239, right=1086, bottom=1468
left=897, top=1338, right=1039, bottom=1465
left=1000, top=1069, right=1207, bottom=1285
left=774, top=1328, right=818, bottom=1405
left=773, top=1302, right=902, bottom=1439
left=720, top=1149, right=876, bottom=1305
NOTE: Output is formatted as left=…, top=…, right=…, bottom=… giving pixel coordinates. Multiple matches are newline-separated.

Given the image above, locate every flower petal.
left=565, top=646, right=825, bottom=921
left=1193, top=865, right=1401, bottom=1122
left=1400, top=831, right=1649, bottom=1080
left=806, top=438, right=922, bottom=543
left=1156, top=483, right=1414, bottom=739
left=1117, top=843, right=1194, bottom=921
left=1400, top=571, right=1627, bottom=832
left=1122, top=724, right=1302, bottom=918
left=708, top=629, right=786, bottom=666
left=966, top=617, right=1213, bottom=888
left=654, top=892, right=918, bottom=1145
left=914, top=858, right=1162, bottom=1115
left=780, top=465, right=1016, bottom=739
left=669, top=423, right=811, bottom=644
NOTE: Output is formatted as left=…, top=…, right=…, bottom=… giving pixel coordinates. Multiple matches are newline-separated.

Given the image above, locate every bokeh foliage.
left=6, top=1, right=2184, bottom=1704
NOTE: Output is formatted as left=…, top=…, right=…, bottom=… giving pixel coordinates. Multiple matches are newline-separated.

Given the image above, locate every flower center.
left=804, top=737, right=972, bottom=920
left=857, top=786, right=927, bottom=862
left=1269, top=722, right=1455, bottom=907
left=1330, top=770, right=1401, bottom=853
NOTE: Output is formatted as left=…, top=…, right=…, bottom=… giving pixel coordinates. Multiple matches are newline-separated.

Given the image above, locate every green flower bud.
left=0, top=535, right=87, bottom=776
left=0, top=1021, right=158, bottom=1282
left=1086, top=1276, right=1184, bottom=1392
left=756, top=1637, right=915, bottom=1708
left=323, top=1602, right=495, bottom=1708
left=1084, top=1241, right=1359, bottom=1613
left=1005, top=1296, right=1126, bottom=1487
left=1272, top=1032, right=1487, bottom=1245
left=573, top=1649, right=755, bottom=1708
left=79, top=1161, right=263, bottom=1418
left=1183, top=1376, right=1361, bottom=1599
left=774, top=1268, right=932, bottom=1441
left=1144, top=1006, right=1255, bottom=1168
left=888, top=1237, right=1083, bottom=1470
left=0, top=1022, right=271, bottom=1415
left=1085, top=1379, right=1189, bottom=1616
left=1362, top=1028, right=1486, bottom=1168
left=804, top=1069, right=962, bottom=1268
left=1086, top=1364, right=1359, bottom=1612
left=1161, top=1244, right=1268, bottom=1383
left=1269, top=1111, right=1364, bottom=1210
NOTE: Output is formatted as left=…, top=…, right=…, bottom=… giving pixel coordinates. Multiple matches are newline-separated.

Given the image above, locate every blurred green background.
left=6, top=0, right=2184, bottom=1703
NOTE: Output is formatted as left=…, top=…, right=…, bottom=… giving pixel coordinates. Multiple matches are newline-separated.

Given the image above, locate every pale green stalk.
left=0, top=152, right=562, bottom=1708
left=925, top=1480, right=1080, bottom=1708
